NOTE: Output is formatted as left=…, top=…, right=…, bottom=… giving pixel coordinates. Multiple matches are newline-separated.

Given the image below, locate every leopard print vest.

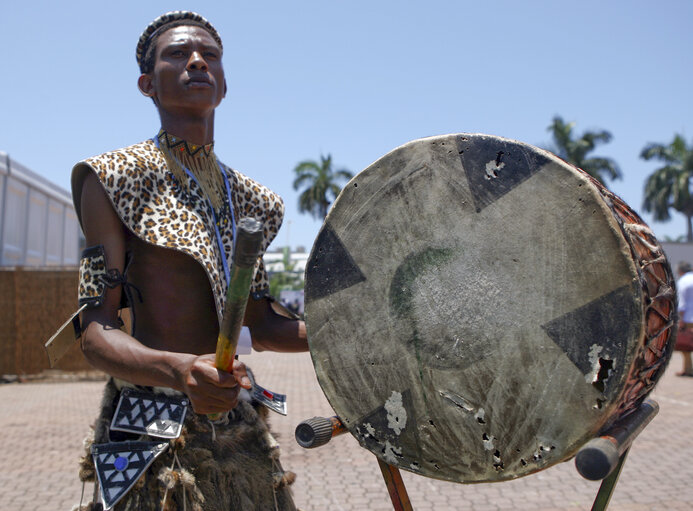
left=71, top=138, right=283, bottom=322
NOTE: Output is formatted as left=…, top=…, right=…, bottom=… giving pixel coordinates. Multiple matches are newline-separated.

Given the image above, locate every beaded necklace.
left=153, top=130, right=236, bottom=283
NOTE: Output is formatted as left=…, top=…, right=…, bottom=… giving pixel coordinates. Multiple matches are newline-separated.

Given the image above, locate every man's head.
left=136, top=11, right=222, bottom=74
left=678, top=261, right=692, bottom=276
left=135, top=11, right=226, bottom=117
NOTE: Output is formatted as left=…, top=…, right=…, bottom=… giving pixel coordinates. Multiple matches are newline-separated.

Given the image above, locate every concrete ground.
left=1, top=351, right=692, bottom=511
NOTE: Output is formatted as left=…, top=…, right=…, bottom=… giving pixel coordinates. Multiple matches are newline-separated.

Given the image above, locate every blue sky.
left=1, top=1, right=691, bottom=251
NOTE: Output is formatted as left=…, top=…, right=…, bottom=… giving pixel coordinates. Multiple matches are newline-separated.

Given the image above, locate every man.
left=676, top=261, right=693, bottom=377
left=72, top=11, right=307, bottom=510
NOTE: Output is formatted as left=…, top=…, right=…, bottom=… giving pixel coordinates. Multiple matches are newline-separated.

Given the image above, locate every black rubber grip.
left=575, top=437, right=620, bottom=480
left=575, top=399, right=659, bottom=480
left=295, top=416, right=334, bottom=448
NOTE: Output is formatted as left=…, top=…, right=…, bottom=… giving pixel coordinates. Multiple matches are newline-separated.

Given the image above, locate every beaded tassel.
left=157, top=130, right=227, bottom=213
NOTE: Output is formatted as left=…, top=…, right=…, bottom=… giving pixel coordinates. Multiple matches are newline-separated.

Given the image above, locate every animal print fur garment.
left=78, top=245, right=108, bottom=308
left=78, top=379, right=297, bottom=510
left=71, top=139, right=283, bottom=321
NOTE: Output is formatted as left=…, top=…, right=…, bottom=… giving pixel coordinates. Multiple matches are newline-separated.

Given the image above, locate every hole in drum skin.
left=520, top=459, right=527, bottom=466
left=493, top=450, right=503, bottom=471
left=592, top=358, right=614, bottom=394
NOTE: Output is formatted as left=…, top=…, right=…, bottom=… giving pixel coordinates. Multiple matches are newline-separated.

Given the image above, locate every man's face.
left=143, top=25, right=226, bottom=118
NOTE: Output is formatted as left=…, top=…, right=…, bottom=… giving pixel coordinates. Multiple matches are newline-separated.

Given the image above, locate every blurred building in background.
left=0, top=152, right=80, bottom=267
left=0, top=152, right=86, bottom=376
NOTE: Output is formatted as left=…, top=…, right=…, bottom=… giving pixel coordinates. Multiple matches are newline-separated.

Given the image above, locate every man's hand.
left=179, top=354, right=252, bottom=414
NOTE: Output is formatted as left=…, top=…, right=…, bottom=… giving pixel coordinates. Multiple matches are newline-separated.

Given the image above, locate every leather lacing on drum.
left=581, top=171, right=676, bottom=419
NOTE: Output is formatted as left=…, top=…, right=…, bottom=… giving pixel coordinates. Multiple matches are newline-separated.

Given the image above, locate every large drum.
left=303, top=134, right=676, bottom=483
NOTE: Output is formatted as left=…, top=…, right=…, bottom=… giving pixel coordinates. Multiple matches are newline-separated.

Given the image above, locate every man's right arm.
left=78, top=170, right=249, bottom=413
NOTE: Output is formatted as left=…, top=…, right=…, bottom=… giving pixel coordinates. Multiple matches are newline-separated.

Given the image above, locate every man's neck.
left=158, top=112, right=215, bottom=146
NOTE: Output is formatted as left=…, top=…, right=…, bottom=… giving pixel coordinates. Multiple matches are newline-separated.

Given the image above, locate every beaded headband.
left=136, top=11, right=223, bottom=73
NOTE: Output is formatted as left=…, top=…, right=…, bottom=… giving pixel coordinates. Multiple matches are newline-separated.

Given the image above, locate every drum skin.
left=304, top=134, right=676, bottom=483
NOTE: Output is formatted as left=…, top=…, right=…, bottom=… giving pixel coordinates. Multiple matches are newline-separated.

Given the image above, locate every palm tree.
left=546, top=116, right=621, bottom=185
left=292, top=154, right=353, bottom=220
left=641, top=134, right=693, bottom=241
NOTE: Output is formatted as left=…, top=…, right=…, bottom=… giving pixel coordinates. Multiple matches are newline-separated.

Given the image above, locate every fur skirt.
left=77, top=379, right=296, bottom=511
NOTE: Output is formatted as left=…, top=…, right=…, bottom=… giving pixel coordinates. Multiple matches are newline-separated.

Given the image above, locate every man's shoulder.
left=78, top=139, right=160, bottom=174
left=217, top=162, right=284, bottom=246
left=219, top=162, right=284, bottom=211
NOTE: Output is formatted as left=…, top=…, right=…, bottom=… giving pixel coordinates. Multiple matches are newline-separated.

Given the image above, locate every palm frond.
left=292, top=154, right=353, bottom=220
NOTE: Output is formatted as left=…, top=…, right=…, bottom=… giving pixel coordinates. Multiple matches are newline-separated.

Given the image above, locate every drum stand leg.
left=377, top=458, right=414, bottom=511
left=295, top=416, right=414, bottom=509
left=590, top=448, right=629, bottom=511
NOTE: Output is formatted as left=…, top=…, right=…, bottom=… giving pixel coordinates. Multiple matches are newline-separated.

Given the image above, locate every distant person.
left=67, top=11, right=307, bottom=510
left=675, top=261, right=693, bottom=376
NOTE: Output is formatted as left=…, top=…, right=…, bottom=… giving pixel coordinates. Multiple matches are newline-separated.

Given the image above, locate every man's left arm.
left=244, top=297, right=308, bottom=352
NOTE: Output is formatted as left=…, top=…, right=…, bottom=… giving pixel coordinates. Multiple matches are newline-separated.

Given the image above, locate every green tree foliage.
left=269, top=251, right=304, bottom=296
left=292, top=154, right=353, bottom=220
left=269, top=269, right=303, bottom=297
left=641, top=134, right=693, bottom=241
left=546, top=116, right=621, bottom=185
left=269, top=247, right=303, bottom=298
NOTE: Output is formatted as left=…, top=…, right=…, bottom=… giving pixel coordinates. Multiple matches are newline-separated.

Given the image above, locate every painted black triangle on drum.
left=354, top=389, right=421, bottom=466
left=541, top=284, right=641, bottom=384
left=457, top=136, right=550, bottom=213
left=304, top=223, right=366, bottom=302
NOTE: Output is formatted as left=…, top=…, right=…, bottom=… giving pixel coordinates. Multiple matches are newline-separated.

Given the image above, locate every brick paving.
left=1, top=351, right=692, bottom=510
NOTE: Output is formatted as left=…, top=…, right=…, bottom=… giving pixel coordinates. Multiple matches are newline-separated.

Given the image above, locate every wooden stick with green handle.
left=208, top=217, right=264, bottom=421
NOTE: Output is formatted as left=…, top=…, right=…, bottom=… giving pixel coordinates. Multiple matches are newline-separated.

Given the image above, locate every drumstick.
left=209, top=217, right=264, bottom=421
